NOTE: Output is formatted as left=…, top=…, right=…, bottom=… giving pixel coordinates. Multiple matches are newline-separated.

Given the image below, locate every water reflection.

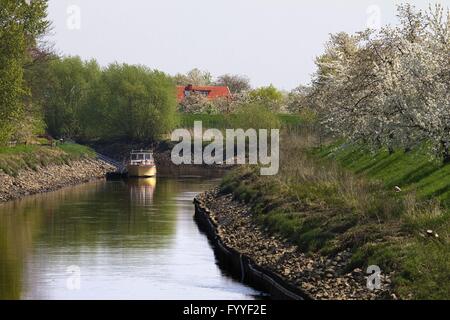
left=127, top=178, right=156, bottom=206
left=0, top=177, right=259, bottom=300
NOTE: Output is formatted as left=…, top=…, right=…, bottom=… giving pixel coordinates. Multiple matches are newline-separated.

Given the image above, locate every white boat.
left=127, top=150, right=157, bottom=177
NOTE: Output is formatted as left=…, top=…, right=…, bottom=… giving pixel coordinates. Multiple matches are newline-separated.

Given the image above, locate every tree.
left=248, top=85, right=284, bottom=112
left=286, top=85, right=312, bottom=114
left=0, top=0, right=49, bottom=144
left=215, top=74, right=251, bottom=94
left=21, top=47, right=56, bottom=143
left=40, top=57, right=179, bottom=142
left=179, top=93, right=218, bottom=114
left=97, top=64, right=178, bottom=142
left=173, top=68, right=212, bottom=86
left=311, top=4, right=450, bottom=163
left=43, top=57, right=101, bottom=139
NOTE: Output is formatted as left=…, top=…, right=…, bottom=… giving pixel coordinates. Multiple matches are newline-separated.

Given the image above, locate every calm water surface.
left=0, top=177, right=261, bottom=300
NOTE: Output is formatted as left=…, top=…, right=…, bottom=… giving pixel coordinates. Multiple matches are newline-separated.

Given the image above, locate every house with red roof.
left=177, top=85, right=231, bottom=102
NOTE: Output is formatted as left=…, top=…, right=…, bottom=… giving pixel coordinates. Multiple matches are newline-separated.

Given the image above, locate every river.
left=0, top=176, right=262, bottom=300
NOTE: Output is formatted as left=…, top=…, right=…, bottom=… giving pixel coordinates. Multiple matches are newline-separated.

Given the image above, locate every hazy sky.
left=46, top=0, right=448, bottom=90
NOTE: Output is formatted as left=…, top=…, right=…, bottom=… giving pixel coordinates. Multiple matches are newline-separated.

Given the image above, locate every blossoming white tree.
left=312, top=4, right=450, bottom=163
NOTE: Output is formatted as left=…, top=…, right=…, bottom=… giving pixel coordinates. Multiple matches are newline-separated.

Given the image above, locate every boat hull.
left=127, top=165, right=157, bottom=177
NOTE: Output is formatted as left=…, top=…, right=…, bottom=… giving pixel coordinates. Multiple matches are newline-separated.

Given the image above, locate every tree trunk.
left=442, top=141, right=450, bottom=164
left=388, top=146, right=394, bottom=155
left=444, top=147, right=450, bottom=164
left=388, top=133, right=395, bottom=155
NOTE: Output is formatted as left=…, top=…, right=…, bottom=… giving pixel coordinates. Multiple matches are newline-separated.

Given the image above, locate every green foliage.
left=10, top=114, right=46, bottom=144
left=0, top=37, right=25, bottom=143
left=21, top=53, right=53, bottom=143
left=248, top=85, right=284, bottom=112
left=44, top=57, right=101, bottom=139
left=229, top=103, right=281, bottom=130
left=95, top=64, right=178, bottom=142
left=0, top=0, right=49, bottom=145
left=41, top=57, right=178, bottom=143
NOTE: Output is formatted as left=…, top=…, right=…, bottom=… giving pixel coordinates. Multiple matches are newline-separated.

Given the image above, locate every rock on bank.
left=196, top=189, right=394, bottom=300
left=0, top=159, right=114, bottom=203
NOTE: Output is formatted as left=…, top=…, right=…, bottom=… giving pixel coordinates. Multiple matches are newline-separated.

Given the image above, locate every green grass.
left=0, top=143, right=96, bottom=176
left=0, top=145, right=38, bottom=155
left=317, top=143, right=450, bottom=206
left=58, top=143, right=96, bottom=158
left=220, top=132, right=449, bottom=299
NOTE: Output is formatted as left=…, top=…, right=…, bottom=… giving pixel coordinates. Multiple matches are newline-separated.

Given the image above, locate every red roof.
left=177, top=85, right=231, bottom=102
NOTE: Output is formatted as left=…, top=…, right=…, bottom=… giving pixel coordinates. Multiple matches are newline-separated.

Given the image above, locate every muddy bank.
left=196, top=189, right=395, bottom=300
left=0, top=158, right=114, bottom=203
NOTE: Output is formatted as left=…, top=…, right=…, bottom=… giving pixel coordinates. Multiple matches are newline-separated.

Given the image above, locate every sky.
left=46, top=0, right=449, bottom=90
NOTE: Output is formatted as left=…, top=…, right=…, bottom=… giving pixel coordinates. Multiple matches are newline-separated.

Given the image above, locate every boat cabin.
left=129, top=150, right=154, bottom=166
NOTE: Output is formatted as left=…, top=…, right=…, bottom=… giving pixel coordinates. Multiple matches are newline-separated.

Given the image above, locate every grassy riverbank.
left=318, top=143, right=450, bottom=206
left=0, top=143, right=96, bottom=176
left=220, top=132, right=449, bottom=299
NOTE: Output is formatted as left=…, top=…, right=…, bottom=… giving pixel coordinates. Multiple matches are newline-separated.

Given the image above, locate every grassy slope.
left=220, top=134, right=449, bottom=299
left=0, top=143, right=96, bottom=176
left=318, top=144, right=450, bottom=299
left=318, top=144, right=450, bottom=206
